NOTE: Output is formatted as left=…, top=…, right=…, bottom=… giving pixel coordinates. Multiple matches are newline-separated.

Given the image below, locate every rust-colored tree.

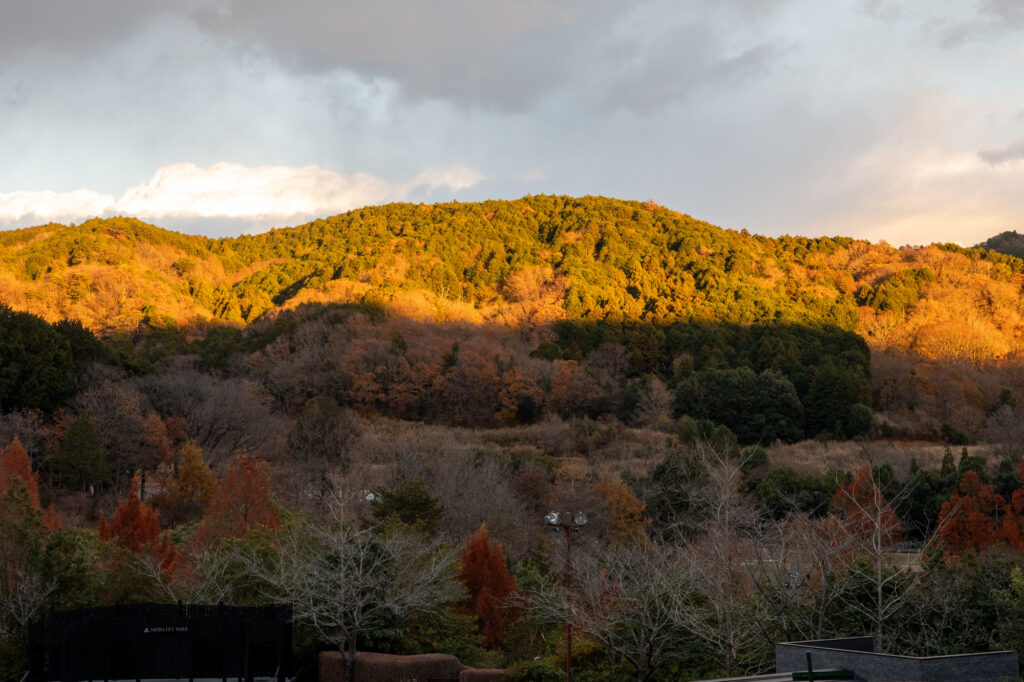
left=831, top=467, right=903, bottom=549
left=939, top=470, right=1005, bottom=555
left=456, top=524, right=521, bottom=649
left=0, top=437, right=40, bottom=508
left=1, top=437, right=61, bottom=529
left=999, top=458, right=1024, bottom=550
left=191, top=453, right=281, bottom=548
left=141, top=411, right=174, bottom=465
left=98, top=476, right=179, bottom=573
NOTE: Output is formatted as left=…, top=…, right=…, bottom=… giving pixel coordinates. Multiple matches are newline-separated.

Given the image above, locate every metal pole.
left=546, top=510, right=585, bottom=682
left=565, top=525, right=573, bottom=682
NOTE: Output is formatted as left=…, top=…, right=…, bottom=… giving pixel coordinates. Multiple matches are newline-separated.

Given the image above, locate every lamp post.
left=544, top=510, right=587, bottom=682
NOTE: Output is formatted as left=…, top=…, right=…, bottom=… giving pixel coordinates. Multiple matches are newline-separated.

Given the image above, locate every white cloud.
left=116, top=162, right=393, bottom=218
left=0, top=189, right=116, bottom=223
left=0, top=162, right=484, bottom=233
left=409, top=166, right=485, bottom=192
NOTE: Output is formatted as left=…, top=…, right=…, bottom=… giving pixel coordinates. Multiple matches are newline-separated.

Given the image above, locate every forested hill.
left=2, top=195, right=1023, bottom=362
left=977, top=230, right=1024, bottom=260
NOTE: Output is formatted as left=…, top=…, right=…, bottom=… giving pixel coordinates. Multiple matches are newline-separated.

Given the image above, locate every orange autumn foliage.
left=1, top=437, right=61, bottom=529
left=98, top=475, right=179, bottom=573
left=938, top=471, right=1005, bottom=556
left=191, top=453, right=281, bottom=548
left=457, top=524, right=521, bottom=649
left=170, top=441, right=217, bottom=509
left=0, top=437, right=40, bottom=508
left=935, top=461, right=1024, bottom=557
left=42, top=504, right=63, bottom=531
left=592, top=473, right=649, bottom=545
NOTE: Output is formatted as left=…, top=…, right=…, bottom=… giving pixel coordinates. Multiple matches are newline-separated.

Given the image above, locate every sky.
left=0, top=0, right=1022, bottom=245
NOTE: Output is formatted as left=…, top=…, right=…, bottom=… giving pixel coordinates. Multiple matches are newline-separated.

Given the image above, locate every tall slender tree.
left=457, top=524, right=520, bottom=648
left=0, top=438, right=40, bottom=508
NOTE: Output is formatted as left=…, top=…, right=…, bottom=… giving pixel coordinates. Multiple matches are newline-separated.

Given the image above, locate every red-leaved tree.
left=938, top=470, right=1004, bottom=556
left=831, top=466, right=903, bottom=550
left=191, top=453, right=281, bottom=548
left=2, top=437, right=61, bottom=529
left=995, top=457, right=1024, bottom=551
left=0, top=437, right=40, bottom=508
left=457, top=523, right=521, bottom=648
left=98, top=475, right=179, bottom=573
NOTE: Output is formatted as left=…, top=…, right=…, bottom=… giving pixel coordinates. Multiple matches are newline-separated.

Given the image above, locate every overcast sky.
left=1, top=0, right=1022, bottom=244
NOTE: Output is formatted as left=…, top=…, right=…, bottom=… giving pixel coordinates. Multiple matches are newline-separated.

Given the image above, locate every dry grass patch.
left=768, top=439, right=1003, bottom=478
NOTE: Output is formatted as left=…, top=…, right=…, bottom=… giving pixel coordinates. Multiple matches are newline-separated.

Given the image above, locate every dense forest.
left=978, top=230, right=1024, bottom=261
left=4, top=196, right=1024, bottom=680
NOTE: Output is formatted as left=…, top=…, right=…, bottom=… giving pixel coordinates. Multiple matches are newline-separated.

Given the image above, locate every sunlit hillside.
left=2, top=196, right=1023, bottom=368
left=4, top=198, right=1024, bottom=681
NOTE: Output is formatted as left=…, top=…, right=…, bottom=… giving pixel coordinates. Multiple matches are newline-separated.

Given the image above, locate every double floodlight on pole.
left=544, top=510, right=587, bottom=682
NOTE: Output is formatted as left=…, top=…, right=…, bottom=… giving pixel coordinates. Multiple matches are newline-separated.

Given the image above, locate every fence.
left=27, top=603, right=292, bottom=682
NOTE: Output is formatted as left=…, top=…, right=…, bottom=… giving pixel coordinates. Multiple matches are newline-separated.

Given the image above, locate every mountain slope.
left=1, top=196, right=1023, bottom=363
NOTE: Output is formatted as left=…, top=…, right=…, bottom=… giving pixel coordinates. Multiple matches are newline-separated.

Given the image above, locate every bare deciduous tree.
left=750, top=513, right=857, bottom=644
left=241, top=498, right=462, bottom=682
left=135, top=370, right=284, bottom=464
left=681, top=524, right=769, bottom=676
left=677, top=440, right=770, bottom=675
left=0, top=566, right=55, bottom=640
left=830, top=466, right=950, bottom=651
left=634, top=376, right=675, bottom=431
left=530, top=541, right=694, bottom=682
left=126, top=545, right=252, bottom=606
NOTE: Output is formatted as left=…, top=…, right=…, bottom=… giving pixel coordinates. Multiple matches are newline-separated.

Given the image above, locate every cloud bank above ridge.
left=1, top=1, right=1023, bottom=244
left=0, top=162, right=484, bottom=235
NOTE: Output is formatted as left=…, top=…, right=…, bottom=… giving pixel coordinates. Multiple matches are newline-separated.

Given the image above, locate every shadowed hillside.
left=977, top=230, right=1024, bottom=260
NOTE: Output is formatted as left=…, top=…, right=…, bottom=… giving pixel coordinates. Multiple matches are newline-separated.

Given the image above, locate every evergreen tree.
left=0, top=304, right=74, bottom=412
left=371, top=476, right=444, bottom=537
left=52, top=413, right=111, bottom=492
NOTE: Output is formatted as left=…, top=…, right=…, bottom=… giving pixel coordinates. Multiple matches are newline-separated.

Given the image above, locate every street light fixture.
left=545, top=510, right=587, bottom=682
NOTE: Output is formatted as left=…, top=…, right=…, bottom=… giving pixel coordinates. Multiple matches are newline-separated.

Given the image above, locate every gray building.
left=775, top=637, right=1018, bottom=682
left=697, top=637, right=1018, bottom=682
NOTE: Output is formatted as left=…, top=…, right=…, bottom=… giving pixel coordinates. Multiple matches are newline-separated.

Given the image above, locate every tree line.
left=8, top=427, right=1024, bottom=681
